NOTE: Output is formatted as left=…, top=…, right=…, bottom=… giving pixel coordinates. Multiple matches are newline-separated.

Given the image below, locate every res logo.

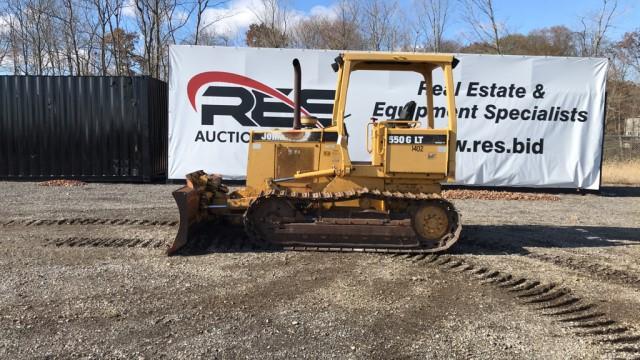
left=187, top=72, right=334, bottom=128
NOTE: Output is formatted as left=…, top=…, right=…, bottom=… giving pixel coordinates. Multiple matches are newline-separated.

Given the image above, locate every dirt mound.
left=443, top=189, right=560, bottom=201
left=38, top=179, right=87, bottom=187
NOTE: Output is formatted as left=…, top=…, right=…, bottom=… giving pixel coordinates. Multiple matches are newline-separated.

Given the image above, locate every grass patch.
left=602, top=159, right=640, bottom=185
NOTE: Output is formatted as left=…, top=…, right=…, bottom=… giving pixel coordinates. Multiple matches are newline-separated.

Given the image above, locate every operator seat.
left=394, top=101, right=416, bottom=128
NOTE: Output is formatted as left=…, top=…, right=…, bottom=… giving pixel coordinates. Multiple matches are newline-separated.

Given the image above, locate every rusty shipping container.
left=0, top=76, right=167, bottom=182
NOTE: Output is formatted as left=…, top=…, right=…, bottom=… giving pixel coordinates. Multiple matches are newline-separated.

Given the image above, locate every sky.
left=449, top=0, right=640, bottom=40
left=203, top=0, right=640, bottom=44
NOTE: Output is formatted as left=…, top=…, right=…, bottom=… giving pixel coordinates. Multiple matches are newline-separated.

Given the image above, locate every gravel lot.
left=0, top=182, right=639, bottom=359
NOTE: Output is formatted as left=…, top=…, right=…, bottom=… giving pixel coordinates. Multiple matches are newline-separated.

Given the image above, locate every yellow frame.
left=331, top=52, right=457, bottom=134
left=329, top=51, right=458, bottom=180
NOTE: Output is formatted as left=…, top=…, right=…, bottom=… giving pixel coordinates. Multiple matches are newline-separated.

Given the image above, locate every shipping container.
left=0, top=76, right=167, bottom=182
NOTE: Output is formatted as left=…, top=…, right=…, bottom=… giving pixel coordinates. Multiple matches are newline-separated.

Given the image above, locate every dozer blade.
left=168, top=185, right=202, bottom=255
left=169, top=170, right=230, bottom=255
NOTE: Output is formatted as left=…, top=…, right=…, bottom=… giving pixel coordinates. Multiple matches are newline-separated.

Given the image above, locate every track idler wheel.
left=412, top=200, right=459, bottom=246
left=245, top=197, right=298, bottom=244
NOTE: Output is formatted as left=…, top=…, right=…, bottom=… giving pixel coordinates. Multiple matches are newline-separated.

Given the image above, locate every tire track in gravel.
left=12, top=216, right=639, bottom=288
left=175, top=235, right=640, bottom=359
left=1, top=218, right=178, bottom=227
left=16, top=218, right=640, bottom=292
left=43, top=237, right=168, bottom=249
left=391, top=253, right=640, bottom=359
left=524, top=252, right=640, bottom=287
left=459, top=225, right=640, bottom=289
left=11, top=218, right=640, bottom=358
left=0, top=217, right=176, bottom=250
left=52, top=226, right=640, bottom=359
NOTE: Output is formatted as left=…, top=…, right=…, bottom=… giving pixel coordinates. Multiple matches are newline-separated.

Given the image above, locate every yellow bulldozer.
left=169, top=51, right=462, bottom=255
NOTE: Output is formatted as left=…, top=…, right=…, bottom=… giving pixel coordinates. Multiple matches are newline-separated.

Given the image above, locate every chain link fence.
left=603, top=135, right=640, bottom=162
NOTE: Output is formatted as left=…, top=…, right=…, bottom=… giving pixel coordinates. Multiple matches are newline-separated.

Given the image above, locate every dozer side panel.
left=384, top=128, right=450, bottom=177
left=276, top=145, right=316, bottom=179
left=272, top=142, right=321, bottom=191
left=248, top=130, right=339, bottom=192
left=246, top=141, right=276, bottom=191
left=383, top=180, right=441, bottom=194
left=318, top=142, right=339, bottom=171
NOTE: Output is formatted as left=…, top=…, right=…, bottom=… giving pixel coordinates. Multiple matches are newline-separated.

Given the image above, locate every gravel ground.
left=0, top=182, right=639, bottom=359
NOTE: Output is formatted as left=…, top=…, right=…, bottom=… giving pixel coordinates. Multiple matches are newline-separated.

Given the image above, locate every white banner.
left=169, top=45, right=608, bottom=190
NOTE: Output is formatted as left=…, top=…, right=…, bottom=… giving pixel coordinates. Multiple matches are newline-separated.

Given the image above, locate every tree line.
left=0, top=0, right=638, bottom=132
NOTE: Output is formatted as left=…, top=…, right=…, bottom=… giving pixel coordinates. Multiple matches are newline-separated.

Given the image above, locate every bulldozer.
left=169, top=51, right=462, bottom=255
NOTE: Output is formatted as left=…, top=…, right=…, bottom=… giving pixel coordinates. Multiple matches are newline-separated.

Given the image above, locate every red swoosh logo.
left=187, top=71, right=311, bottom=117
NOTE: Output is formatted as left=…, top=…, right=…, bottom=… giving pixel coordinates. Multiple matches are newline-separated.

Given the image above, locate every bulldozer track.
left=1, top=218, right=178, bottom=227
left=243, top=187, right=462, bottom=253
left=43, top=236, right=167, bottom=249
left=393, top=253, right=640, bottom=358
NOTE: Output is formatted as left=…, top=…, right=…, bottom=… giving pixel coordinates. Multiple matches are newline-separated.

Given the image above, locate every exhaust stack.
left=292, top=59, right=301, bottom=130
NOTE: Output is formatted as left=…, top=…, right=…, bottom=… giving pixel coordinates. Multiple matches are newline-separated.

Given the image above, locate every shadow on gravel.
left=453, top=225, right=640, bottom=255
left=599, top=186, right=640, bottom=197
left=172, top=225, right=284, bottom=257
left=172, top=223, right=640, bottom=257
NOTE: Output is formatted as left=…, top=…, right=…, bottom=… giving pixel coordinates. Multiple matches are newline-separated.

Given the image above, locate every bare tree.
left=60, top=0, right=81, bottom=74
left=576, top=0, right=618, bottom=57
left=105, top=0, right=128, bottom=75
left=291, top=1, right=364, bottom=50
left=4, top=0, right=62, bottom=75
left=27, top=0, right=50, bottom=74
left=291, top=16, right=326, bottom=49
left=0, top=37, right=7, bottom=72
left=132, top=0, right=193, bottom=78
left=193, top=0, right=209, bottom=45
left=469, top=26, right=577, bottom=56
left=332, top=0, right=363, bottom=50
left=359, top=0, right=401, bottom=51
left=105, top=28, right=137, bottom=75
left=91, top=0, right=114, bottom=75
left=413, top=0, right=449, bottom=52
left=193, top=0, right=236, bottom=45
left=5, top=0, right=30, bottom=74
left=133, top=0, right=172, bottom=78
left=0, top=0, right=633, bottom=85
left=605, top=46, right=640, bottom=134
left=0, top=9, right=11, bottom=69
left=460, top=0, right=503, bottom=54
left=40, top=0, right=92, bottom=75
left=191, top=0, right=235, bottom=45
left=1, top=0, right=198, bottom=77
left=246, top=0, right=289, bottom=48
left=617, top=30, right=640, bottom=76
